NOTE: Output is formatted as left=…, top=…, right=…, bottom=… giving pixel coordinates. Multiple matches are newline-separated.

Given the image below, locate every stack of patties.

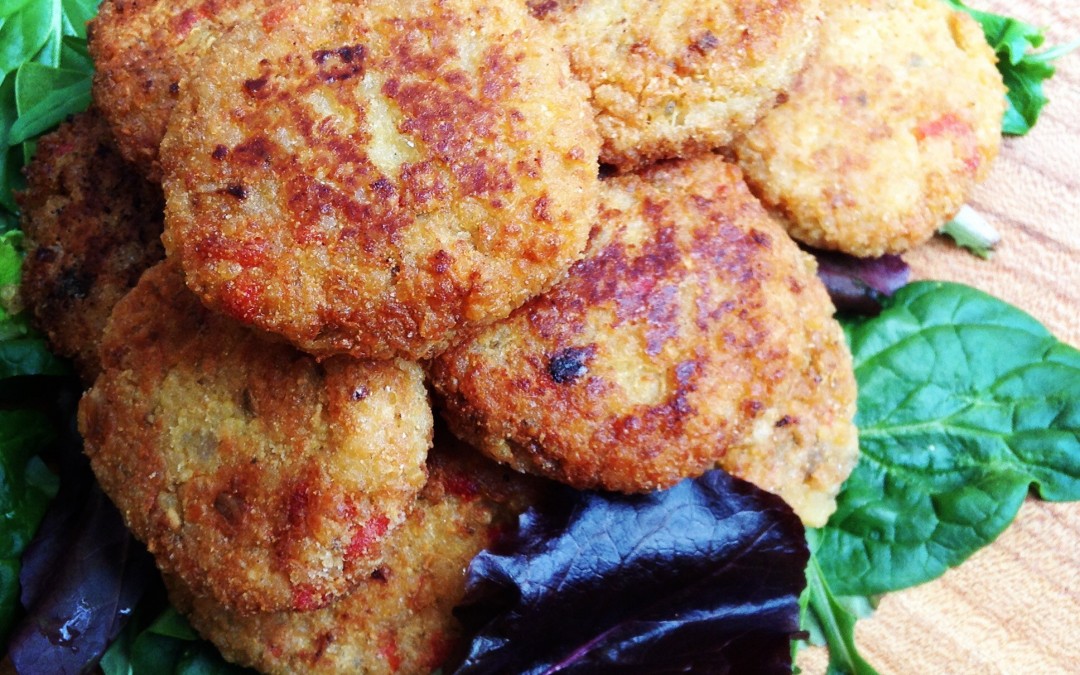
left=16, top=0, right=1004, bottom=672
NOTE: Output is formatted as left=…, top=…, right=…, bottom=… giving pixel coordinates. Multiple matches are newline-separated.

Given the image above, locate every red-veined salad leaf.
left=453, top=469, right=809, bottom=674
left=6, top=402, right=156, bottom=675
left=0, top=410, right=58, bottom=640
left=809, top=248, right=910, bottom=315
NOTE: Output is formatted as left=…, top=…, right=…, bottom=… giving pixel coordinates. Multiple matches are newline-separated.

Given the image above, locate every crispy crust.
left=529, top=0, right=822, bottom=171
left=169, top=434, right=547, bottom=675
left=89, top=0, right=275, bottom=181
left=17, top=109, right=165, bottom=382
left=430, top=155, right=858, bottom=526
left=79, top=261, right=432, bottom=613
left=734, top=0, right=1005, bottom=256
left=161, top=0, right=599, bottom=360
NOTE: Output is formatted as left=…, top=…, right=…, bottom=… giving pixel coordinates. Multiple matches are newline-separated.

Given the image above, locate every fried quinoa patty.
left=430, top=156, right=858, bottom=526
left=79, top=262, right=432, bottom=613
left=733, top=0, right=1005, bottom=257
left=527, top=0, right=822, bottom=171
left=162, top=0, right=600, bottom=361
left=17, top=110, right=164, bottom=382
left=89, top=0, right=276, bottom=181
left=168, top=434, right=547, bottom=675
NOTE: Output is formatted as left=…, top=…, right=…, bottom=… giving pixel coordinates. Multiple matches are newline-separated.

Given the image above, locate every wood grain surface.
left=799, top=0, right=1080, bottom=672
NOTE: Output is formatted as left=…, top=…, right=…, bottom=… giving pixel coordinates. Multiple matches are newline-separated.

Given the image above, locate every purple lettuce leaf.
left=452, top=469, right=808, bottom=675
left=810, top=248, right=910, bottom=315
left=6, top=402, right=156, bottom=675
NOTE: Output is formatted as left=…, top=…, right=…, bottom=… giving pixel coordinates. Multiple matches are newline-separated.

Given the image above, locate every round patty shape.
left=89, top=0, right=276, bottom=181
left=162, top=0, right=600, bottom=361
left=430, top=156, right=858, bottom=526
left=527, top=0, right=822, bottom=171
left=733, top=0, right=1005, bottom=257
left=79, top=261, right=432, bottom=613
left=169, top=433, right=546, bottom=675
left=17, top=109, right=165, bottom=382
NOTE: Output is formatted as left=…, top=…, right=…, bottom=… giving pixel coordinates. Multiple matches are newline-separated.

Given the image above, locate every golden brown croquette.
left=18, top=109, right=165, bottom=382
left=161, top=0, right=600, bottom=361
left=168, top=433, right=548, bottom=675
left=430, top=155, right=858, bottom=526
left=528, top=0, right=823, bottom=171
left=89, top=0, right=277, bottom=181
left=79, top=261, right=432, bottom=613
left=733, top=0, right=1005, bottom=256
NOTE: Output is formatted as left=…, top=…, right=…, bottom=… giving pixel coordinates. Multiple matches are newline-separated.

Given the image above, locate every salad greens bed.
left=1, top=1, right=1078, bottom=673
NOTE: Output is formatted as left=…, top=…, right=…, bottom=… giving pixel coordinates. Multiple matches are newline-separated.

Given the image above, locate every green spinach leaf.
left=0, top=0, right=56, bottom=79
left=11, top=39, right=93, bottom=146
left=945, top=0, right=1080, bottom=135
left=0, top=0, right=100, bottom=223
left=802, top=548, right=879, bottom=675
left=817, top=281, right=1080, bottom=597
left=1, top=73, right=21, bottom=221
left=0, top=231, right=70, bottom=377
left=101, top=607, right=255, bottom=675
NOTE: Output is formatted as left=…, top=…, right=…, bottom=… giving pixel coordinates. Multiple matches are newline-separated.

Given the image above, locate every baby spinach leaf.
left=803, top=550, right=879, bottom=675
left=60, top=0, right=98, bottom=41
left=1, top=73, right=20, bottom=219
left=0, top=232, right=71, bottom=377
left=0, top=0, right=99, bottom=223
left=454, top=470, right=809, bottom=674
left=0, top=410, right=58, bottom=640
left=101, top=607, right=254, bottom=675
left=11, top=53, right=93, bottom=145
left=944, top=0, right=1080, bottom=135
left=0, top=0, right=55, bottom=79
left=0, top=335, right=68, bottom=378
left=816, top=281, right=1080, bottom=597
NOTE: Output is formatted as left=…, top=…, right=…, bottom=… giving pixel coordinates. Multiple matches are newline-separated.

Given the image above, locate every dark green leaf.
left=11, top=61, right=92, bottom=144
left=100, top=613, right=138, bottom=675
left=59, top=33, right=92, bottom=70
left=944, top=0, right=1079, bottom=135
left=61, top=0, right=100, bottom=40
left=117, top=608, right=254, bottom=675
left=804, top=549, right=879, bottom=675
left=0, top=233, right=71, bottom=376
left=145, top=607, right=200, bottom=641
left=816, top=281, right=1080, bottom=596
left=0, top=335, right=69, bottom=378
left=0, top=0, right=55, bottom=78
left=0, top=409, right=59, bottom=638
left=1, top=0, right=98, bottom=222
left=1, top=73, right=20, bottom=216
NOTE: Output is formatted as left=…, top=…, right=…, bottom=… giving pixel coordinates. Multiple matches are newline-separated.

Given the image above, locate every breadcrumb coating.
left=734, top=0, right=1005, bottom=256
left=80, top=261, right=432, bottom=613
left=169, top=435, right=547, bottom=674
left=529, top=0, right=822, bottom=171
left=430, top=156, right=858, bottom=526
left=17, top=110, right=164, bottom=382
left=89, top=0, right=276, bottom=180
left=161, top=0, right=599, bottom=360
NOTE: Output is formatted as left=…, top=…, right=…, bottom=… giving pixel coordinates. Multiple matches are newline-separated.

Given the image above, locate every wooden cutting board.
left=799, top=0, right=1080, bottom=671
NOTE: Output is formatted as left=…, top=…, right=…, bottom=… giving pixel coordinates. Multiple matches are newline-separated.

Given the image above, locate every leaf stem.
left=806, top=555, right=879, bottom=675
